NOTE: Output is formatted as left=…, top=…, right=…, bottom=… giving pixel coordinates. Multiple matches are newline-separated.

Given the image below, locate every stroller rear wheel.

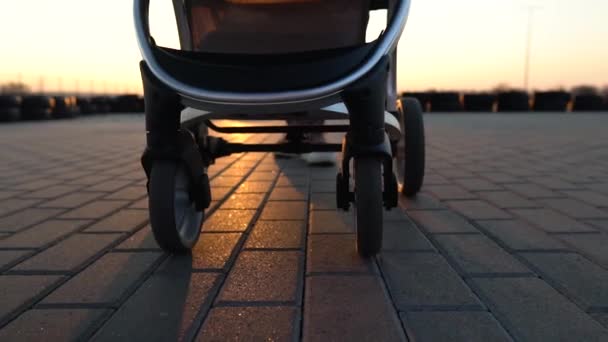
left=148, top=161, right=204, bottom=253
left=397, top=97, right=425, bottom=197
left=354, top=157, right=383, bottom=257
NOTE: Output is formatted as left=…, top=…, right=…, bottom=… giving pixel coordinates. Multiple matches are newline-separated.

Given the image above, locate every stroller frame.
left=135, top=0, right=425, bottom=257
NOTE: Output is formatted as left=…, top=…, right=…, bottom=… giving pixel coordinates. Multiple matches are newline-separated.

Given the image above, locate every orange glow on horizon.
left=1, top=0, right=607, bottom=94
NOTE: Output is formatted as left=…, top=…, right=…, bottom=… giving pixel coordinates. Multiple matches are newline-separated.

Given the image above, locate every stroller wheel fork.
left=140, top=64, right=211, bottom=254
left=336, top=57, right=399, bottom=257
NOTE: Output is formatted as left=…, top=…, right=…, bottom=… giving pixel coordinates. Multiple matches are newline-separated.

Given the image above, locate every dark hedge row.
left=401, top=91, right=608, bottom=112
left=0, top=94, right=144, bottom=122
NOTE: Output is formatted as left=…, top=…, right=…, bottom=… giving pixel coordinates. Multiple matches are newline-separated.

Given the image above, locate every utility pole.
left=524, top=6, right=541, bottom=91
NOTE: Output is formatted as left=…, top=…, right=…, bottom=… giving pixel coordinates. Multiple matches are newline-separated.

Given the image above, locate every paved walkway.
left=1, top=113, right=608, bottom=341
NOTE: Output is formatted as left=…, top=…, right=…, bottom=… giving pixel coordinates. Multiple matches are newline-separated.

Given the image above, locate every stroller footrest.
left=206, top=120, right=349, bottom=134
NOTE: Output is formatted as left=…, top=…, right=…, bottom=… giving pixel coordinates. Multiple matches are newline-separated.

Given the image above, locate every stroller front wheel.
left=354, top=156, right=383, bottom=257
left=148, top=161, right=204, bottom=253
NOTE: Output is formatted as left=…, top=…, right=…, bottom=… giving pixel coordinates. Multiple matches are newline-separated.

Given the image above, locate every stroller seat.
left=152, top=43, right=375, bottom=92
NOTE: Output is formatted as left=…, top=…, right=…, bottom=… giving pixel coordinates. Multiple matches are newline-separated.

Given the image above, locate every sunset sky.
left=0, top=0, right=606, bottom=94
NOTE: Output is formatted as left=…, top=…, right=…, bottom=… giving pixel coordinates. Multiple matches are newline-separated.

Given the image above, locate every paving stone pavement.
left=1, top=113, right=608, bottom=341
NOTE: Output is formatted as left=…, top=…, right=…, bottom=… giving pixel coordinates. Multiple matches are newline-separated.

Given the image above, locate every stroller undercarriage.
left=136, top=0, right=425, bottom=257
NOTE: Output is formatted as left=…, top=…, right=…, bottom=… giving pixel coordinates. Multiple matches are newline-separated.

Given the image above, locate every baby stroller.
left=135, top=0, right=425, bottom=257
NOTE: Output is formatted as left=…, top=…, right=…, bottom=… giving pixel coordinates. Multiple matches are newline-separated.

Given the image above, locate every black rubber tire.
left=148, top=161, right=203, bottom=254
left=354, top=157, right=383, bottom=257
left=400, top=97, right=425, bottom=197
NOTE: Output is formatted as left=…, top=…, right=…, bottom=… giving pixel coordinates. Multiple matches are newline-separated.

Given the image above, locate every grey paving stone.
left=0, top=198, right=39, bottom=217
left=563, top=190, right=608, bottom=208
left=234, top=180, right=273, bottom=194
left=422, top=173, right=450, bottom=185
left=0, top=190, right=21, bottom=200
left=587, top=219, right=608, bottom=232
left=379, top=253, right=481, bottom=310
left=446, top=200, right=511, bottom=220
left=13, top=233, right=121, bottom=272
left=553, top=233, right=608, bottom=268
left=268, top=186, right=308, bottom=201
left=192, top=233, right=241, bottom=271
left=53, top=170, right=93, bottom=181
left=472, top=277, right=608, bottom=342
left=85, top=209, right=148, bottom=232
left=477, top=191, right=538, bottom=209
left=592, top=314, right=608, bottom=329
left=128, top=197, right=148, bottom=209
left=511, top=208, right=597, bottom=233
left=0, top=309, right=110, bottom=341
left=0, top=250, right=32, bottom=269
left=91, top=272, right=219, bottom=342
left=310, top=167, right=339, bottom=180
left=210, top=186, right=231, bottom=202
left=260, top=201, right=307, bottom=221
left=0, top=208, right=63, bottom=233
left=477, top=219, right=568, bottom=251
left=0, top=219, right=89, bottom=248
left=203, top=210, right=256, bottom=232
left=115, top=226, right=160, bottom=250
left=307, top=234, right=375, bottom=274
left=210, top=175, right=243, bottom=188
left=87, top=179, right=133, bottom=192
left=520, top=252, right=608, bottom=310
left=196, top=307, right=297, bottom=342
left=303, top=275, right=404, bottom=342
left=382, top=219, right=436, bottom=252
left=407, top=210, right=479, bottom=234
left=276, top=175, right=309, bottom=187
left=104, top=186, right=147, bottom=200
left=402, top=311, right=513, bottom=342
left=310, top=193, right=334, bottom=210
left=220, top=193, right=265, bottom=210
left=437, top=168, right=474, bottom=179
left=434, top=234, right=530, bottom=275
left=538, top=198, right=608, bottom=219
left=218, top=251, right=301, bottom=303
left=426, top=184, right=476, bottom=200
left=22, top=184, right=82, bottom=200
left=42, top=252, right=161, bottom=304
left=383, top=208, right=412, bottom=221
left=221, top=167, right=253, bottom=177
left=0, top=275, right=62, bottom=322
left=479, top=171, right=520, bottom=184
left=40, top=191, right=105, bottom=209
left=59, top=200, right=128, bottom=219
left=311, top=180, right=335, bottom=193
left=247, top=171, right=278, bottom=181
left=528, top=176, right=581, bottom=190
left=309, top=210, right=354, bottom=234
left=245, top=220, right=304, bottom=249
left=68, top=174, right=111, bottom=186
left=400, top=193, right=446, bottom=210
left=502, top=183, right=559, bottom=199
left=14, top=178, right=62, bottom=191
left=455, top=178, right=502, bottom=191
